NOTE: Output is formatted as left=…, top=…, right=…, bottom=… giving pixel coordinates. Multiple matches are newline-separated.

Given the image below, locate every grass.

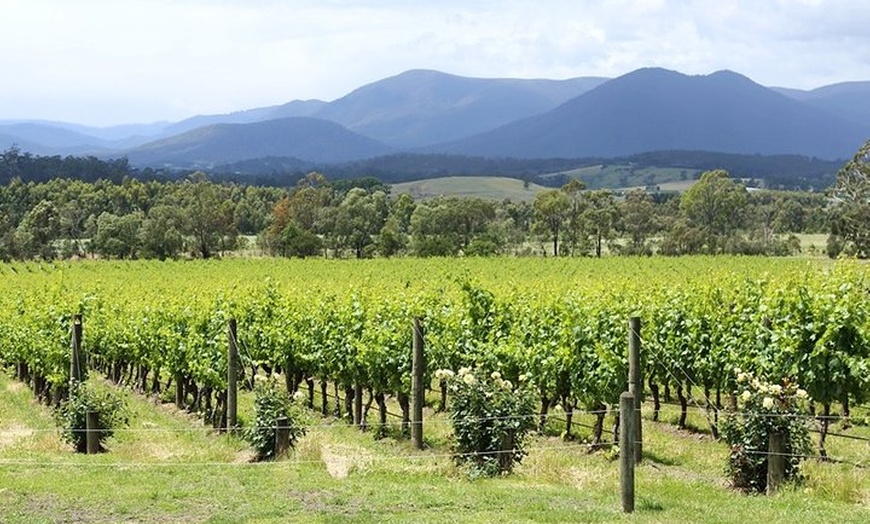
left=541, top=164, right=701, bottom=191
left=391, top=176, right=548, bottom=202
left=1, top=371, right=869, bottom=523
left=389, top=169, right=699, bottom=203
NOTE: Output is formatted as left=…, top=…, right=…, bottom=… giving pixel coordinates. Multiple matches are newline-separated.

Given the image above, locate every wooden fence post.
left=619, top=391, right=635, bottom=513
left=86, top=409, right=99, bottom=454
left=70, top=314, right=83, bottom=384
left=227, top=318, right=239, bottom=431
left=275, top=416, right=290, bottom=458
left=628, top=316, right=642, bottom=463
left=411, top=317, right=425, bottom=449
left=767, top=432, right=786, bottom=494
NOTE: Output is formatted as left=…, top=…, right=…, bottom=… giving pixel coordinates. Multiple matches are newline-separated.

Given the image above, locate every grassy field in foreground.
left=1, top=372, right=868, bottom=523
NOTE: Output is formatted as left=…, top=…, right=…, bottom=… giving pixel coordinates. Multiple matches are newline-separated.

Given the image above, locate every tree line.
left=1, top=139, right=868, bottom=261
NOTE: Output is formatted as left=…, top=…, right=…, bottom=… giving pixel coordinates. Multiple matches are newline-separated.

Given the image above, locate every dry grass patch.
left=319, top=444, right=373, bottom=478
left=0, top=424, right=33, bottom=449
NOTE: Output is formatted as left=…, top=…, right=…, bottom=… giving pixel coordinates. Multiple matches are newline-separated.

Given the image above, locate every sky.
left=1, top=0, right=868, bottom=127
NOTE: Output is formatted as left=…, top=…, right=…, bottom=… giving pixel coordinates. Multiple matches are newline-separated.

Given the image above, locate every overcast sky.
left=1, top=0, right=868, bottom=127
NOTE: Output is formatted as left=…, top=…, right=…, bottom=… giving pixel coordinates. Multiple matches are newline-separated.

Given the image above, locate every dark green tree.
left=829, top=139, right=870, bottom=258
left=678, top=169, right=747, bottom=253
left=180, top=175, right=238, bottom=258
left=139, top=205, right=185, bottom=260
left=618, top=189, right=658, bottom=255
left=15, top=199, right=60, bottom=260
left=91, top=211, right=142, bottom=259
left=582, top=190, right=618, bottom=258
left=532, top=190, right=570, bottom=256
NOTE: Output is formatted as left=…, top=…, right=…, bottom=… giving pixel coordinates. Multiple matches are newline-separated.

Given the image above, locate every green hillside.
left=391, top=176, right=549, bottom=201
left=543, top=164, right=701, bottom=190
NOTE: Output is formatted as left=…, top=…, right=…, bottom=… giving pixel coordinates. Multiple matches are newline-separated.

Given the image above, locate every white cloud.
left=0, top=0, right=868, bottom=126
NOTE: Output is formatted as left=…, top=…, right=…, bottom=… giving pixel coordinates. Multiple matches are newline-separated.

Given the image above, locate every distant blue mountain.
left=2, top=68, right=868, bottom=168
left=773, top=81, right=870, bottom=128
left=161, top=99, right=327, bottom=136
left=125, top=117, right=394, bottom=167
left=309, top=69, right=607, bottom=147
left=432, top=68, right=869, bottom=160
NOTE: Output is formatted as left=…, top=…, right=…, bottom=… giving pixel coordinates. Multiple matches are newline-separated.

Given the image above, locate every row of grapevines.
left=0, top=258, right=867, bottom=444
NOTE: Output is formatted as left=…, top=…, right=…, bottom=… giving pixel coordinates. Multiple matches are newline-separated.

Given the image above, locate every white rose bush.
left=439, top=366, right=536, bottom=476
left=721, top=370, right=812, bottom=492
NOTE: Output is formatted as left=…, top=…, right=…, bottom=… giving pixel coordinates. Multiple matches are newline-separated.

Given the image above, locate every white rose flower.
left=795, top=389, right=808, bottom=400
left=769, top=384, right=783, bottom=395
left=293, top=390, right=306, bottom=402
left=762, top=397, right=775, bottom=409
left=490, top=371, right=502, bottom=380
left=501, top=380, right=513, bottom=391
left=740, top=390, right=752, bottom=403
left=458, top=367, right=471, bottom=376
left=463, top=373, right=476, bottom=386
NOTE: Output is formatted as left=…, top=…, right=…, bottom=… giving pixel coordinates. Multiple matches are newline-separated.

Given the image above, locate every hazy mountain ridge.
left=308, top=69, right=608, bottom=147
left=125, top=117, right=395, bottom=167
left=430, top=68, right=869, bottom=160
left=1, top=68, right=868, bottom=172
left=773, top=81, right=870, bottom=127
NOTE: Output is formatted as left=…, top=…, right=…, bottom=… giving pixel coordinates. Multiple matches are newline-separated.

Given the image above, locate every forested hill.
left=0, top=147, right=844, bottom=191
left=214, top=151, right=843, bottom=191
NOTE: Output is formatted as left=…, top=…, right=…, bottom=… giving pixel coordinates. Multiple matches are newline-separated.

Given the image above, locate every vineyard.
left=1, top=257, right=869, bottom=521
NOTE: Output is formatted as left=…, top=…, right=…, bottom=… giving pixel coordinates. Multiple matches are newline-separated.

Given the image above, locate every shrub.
left=56, top=381, right=128, bottom=453
left=441, top=367, right=536, bottom=476
left=244, top=376, right=307, bottom=461
left=721, top=371, right=812, bottom=492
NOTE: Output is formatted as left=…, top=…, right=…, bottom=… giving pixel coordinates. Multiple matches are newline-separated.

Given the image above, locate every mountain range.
left=1, top=68, right=868, bottom=171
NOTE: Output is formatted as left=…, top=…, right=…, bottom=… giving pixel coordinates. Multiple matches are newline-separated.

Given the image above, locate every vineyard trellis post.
left=174, top=374, right=184, bottom=409
left=767, top=432, right=786, bottom=494
left=275, top=416, right=290, bottom=457
left=227, top=318, right=239, bottom=432
left=628, top=316, right=642, bottom=463
left=86, top=409, right=99, bottom=454
left=354, top=384, right=364, bottom=428
left=411, top=317, right=425, bottom=450
left=619, top=391, right=635, bottom=513
left=70, top=314, right=83, bottom=384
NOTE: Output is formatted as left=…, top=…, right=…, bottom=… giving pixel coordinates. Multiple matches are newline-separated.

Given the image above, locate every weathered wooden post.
left=411, top=317, right=426, bottom=449
left=767, top=432, right=786, bottom=494
left=227, top=318, right=239, bottom=431
left=354, top=384, right=364, bottom=428
left=628, top=316, right=642, bottom=463
left=275, top=416, right=290, bottom=458
left=174, top=373, right=184, bottom=409
left=86, top=409, right=99, bottom=454
left=499, top=428, right=516, bottom=472
left=619, top=391, right=635, bottom=513
left=70, top=314, right=83, bottom=384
